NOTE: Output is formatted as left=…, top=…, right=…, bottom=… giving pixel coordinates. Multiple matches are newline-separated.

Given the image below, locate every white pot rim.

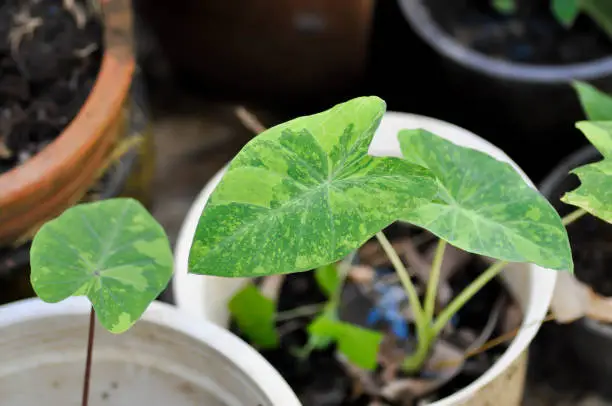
left=173, top=111, right=558, bottom=405
left=0, top=296, right=300, bottom=406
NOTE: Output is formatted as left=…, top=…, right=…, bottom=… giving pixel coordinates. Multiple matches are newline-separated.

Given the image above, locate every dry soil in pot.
left=0, top=0, right=102, bottom=173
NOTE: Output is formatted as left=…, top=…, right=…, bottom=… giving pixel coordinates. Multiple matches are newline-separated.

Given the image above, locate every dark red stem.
left=82, top=306, right=95, bottom=406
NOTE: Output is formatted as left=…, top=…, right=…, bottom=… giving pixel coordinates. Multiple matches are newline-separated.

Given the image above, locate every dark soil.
left=231, top=223, right=516, bottom=406
left=0, top=0, right=103, bottom=174
left=436, top=0, right=612, bottom=64
left=525, top=150, right=612, bottom=400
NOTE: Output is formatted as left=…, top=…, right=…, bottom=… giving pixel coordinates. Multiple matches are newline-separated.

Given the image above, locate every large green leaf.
left=562, top=121, right=612, bottom=223
left=398, top=129, right=573, bottom=271
left=229, top=283, right=279, bottom=348
left=30, top=198, right=173, bottom=333
left=573, top=81, right=612, bottom=121
left=188, top=97, right=438, bottom=277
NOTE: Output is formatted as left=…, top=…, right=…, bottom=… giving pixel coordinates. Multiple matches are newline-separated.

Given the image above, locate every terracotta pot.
left=0, top=0, right=135, bottom=246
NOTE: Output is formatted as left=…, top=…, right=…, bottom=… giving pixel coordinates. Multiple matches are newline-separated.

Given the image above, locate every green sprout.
left=492, top=0, right=612, bottom=36
left=29, top=198, right=173, bottom=406
left=187, top=96, right=573, bottom=373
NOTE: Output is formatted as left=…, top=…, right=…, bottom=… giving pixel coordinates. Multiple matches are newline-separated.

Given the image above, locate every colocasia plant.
left=187, top=97, right=574, bottom=374
left=29, top=198, right=174, bottom=406
left=493, top=0, right=612, bottom=37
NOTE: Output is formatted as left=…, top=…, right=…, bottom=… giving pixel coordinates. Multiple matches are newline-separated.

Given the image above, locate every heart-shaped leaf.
left=562, top=121, right=612, bottom=223
left=188, top=97, right=438, bottom=277
left=573, top=81, right=612, bottom=121
left=398, top=129, right=573, bottom=271
left=30, top=198, right=173, bottom=333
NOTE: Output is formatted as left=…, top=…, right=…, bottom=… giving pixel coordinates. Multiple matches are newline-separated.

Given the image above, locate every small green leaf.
left=30, top=198, right=173, bottom=334
left=573, top=81, right=612, bottom=121
left=229, top=283, right=279, bottom=349
left=582, top=0, right=612, bottom=39
left=552, top=0, right=580, bottom=27
left=314, top=263, right=339, bottom=297
left=398, top=129, right=573, bottom=272
left=188, top=97, right=438, bottom=278
left=492, top=0, right=516, bottom=14
left=562, top=121, right=612, bottom=223
left=574, top=121, right=612, bottom=157
left=308, top=313, right=383, bottom=370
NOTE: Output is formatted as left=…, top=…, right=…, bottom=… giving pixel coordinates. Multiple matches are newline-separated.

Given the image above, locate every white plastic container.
left=173, top=112, right=558, bottom=405
left=0, top=296, right=300, bottom=406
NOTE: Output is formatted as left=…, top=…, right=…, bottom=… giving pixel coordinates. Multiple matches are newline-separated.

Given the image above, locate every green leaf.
left=30, top=198, right=173, bottom=334
left=552, top=0, right=580, bottom=27
left=492, top=0, right=516, bottom=14
left=582, top=0, right=612, bottom=39
left=573, top=81, right=612, bottom=121
left=229, top=283, right=279, bottom=348
left=314, top=263, right=340, bottom=297
left=562, top=121, right=612, bottom=223
left=188, top=97, right=438, bottom=277
left=308, top=313, right=383, bottom=370
left=398, top=129, right=573, bottom=272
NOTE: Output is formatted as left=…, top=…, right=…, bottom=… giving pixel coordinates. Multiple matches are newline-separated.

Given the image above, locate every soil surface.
left=231, top=223, right=519, bottom=406
left=0, top=0, right=103, bottom=174
left=439, top=0, right=612, bottom=64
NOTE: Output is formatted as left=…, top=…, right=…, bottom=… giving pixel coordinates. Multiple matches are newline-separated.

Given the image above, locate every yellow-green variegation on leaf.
left=188, top=97, right=438, bottom=278
left=398, top=129, right=573, bottom=272
left=562, top=121, right=612, bottom=224
left=30, top=198, right=173, bottom=334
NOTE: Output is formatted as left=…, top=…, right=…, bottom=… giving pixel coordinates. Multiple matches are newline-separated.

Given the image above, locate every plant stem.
left=431, top=260, right=508, bottom=337
left=275, top=303, right=326, bottom=322
left=402, top=333, right=432, bottom=372
left=376, top=232, right=432, bottom=373
left=562, top=208, right=587, bottom=226
left=424, top=239, right=446, bottom=322
left=82, top=306, right=96, bottom=406
left=375, top=232, right=425, bottom=323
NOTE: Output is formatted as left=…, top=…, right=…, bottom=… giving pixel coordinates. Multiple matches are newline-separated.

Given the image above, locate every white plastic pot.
left=173, top=112, right=558, bottom=405
left=0, top=296, right=300, bottom=406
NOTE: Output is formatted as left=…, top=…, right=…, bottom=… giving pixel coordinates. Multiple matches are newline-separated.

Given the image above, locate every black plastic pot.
left=397, top=0, right=612, bottom=182
left=538, top=145, right=612, bottom=398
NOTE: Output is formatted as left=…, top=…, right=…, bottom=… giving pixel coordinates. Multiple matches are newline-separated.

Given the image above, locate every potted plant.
left=176, top=96, right=576, bottom=404
left=0, top=197, right=300, bottom=405
left=537, top=80, right=612, bottom=399
left=395, top=0, right=612, bottom=181
left=0, top=0, right=138, bottom=246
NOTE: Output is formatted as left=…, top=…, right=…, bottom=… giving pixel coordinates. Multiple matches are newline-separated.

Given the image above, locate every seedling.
left=492, top=0, right=612, bottom=37
left=29, top=198, right=173, bottom=406
left=188, top=97, right=573, bottom=375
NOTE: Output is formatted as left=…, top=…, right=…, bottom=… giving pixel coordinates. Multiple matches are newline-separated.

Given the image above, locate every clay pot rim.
left=0, top=1, right=135, bottom=206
